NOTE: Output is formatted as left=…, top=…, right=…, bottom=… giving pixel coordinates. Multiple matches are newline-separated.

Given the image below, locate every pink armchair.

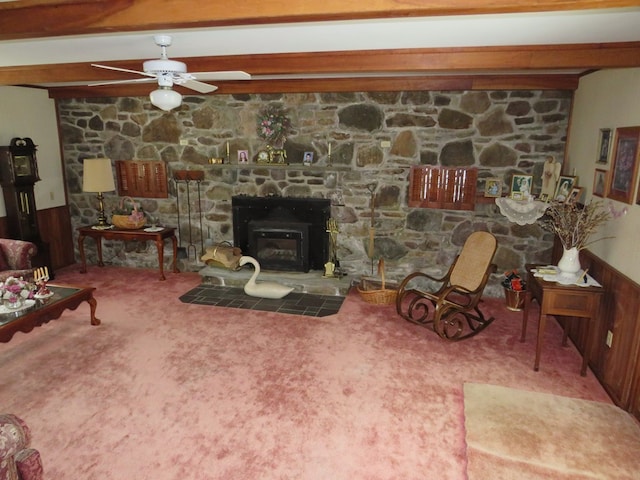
left=0, top=239, right=37, bottom=283
left=0, top=414, right=43, bottom=480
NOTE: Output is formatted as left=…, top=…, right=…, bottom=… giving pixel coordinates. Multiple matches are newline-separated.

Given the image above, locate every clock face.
left=257, top=150, right=270, bottom=163
left=14, top=156, right=33, bottom=176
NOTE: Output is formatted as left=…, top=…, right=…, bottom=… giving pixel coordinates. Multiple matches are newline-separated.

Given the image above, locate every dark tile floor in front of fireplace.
left=179, top=285, right=346, bottom=317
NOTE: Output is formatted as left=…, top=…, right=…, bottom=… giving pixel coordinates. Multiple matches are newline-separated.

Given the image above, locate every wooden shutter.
left=409, top=166, right=477, bottom=210
left=115, top=160, right=168, bottom=198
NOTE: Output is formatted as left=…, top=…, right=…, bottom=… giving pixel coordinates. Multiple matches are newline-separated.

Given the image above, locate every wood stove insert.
left=232, top=196, right=330, bottom=272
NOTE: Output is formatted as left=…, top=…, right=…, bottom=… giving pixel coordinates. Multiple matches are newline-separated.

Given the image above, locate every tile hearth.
left=179, top=285, right=345, bottom=318
left=198, top=265, right=352, bottom=297
left=183, top=265, right=353, bottom=317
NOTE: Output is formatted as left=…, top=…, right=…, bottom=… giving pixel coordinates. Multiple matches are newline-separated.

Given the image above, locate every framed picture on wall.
left=596, top=128, right=612, bottom=164
left=593, top=168, right=608, bottom=197
left=607, top=126, right=640, bottom=205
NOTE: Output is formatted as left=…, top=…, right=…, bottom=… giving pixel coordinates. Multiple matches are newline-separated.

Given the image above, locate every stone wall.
left=58, top=89, right=571, bottom=296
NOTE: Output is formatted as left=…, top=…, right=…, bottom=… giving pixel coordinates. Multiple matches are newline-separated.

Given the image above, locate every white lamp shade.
left=82, top=158, right=116, bottom=193
left=150, top=88, right=182, bottom=111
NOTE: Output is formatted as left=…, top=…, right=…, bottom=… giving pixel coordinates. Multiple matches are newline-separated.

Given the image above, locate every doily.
left=495, top=197, right=548, bottom=225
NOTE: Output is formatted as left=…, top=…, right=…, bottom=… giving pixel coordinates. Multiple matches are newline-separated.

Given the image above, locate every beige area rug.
left=464, top=383, right=640, bottom=479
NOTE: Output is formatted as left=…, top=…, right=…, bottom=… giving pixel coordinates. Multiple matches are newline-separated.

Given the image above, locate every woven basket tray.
left=357, top=258, right=398, bottom=305
left=112, top=196, right=146, bottom=230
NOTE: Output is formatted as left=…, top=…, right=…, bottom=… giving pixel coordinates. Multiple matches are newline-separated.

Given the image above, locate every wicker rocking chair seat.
left=396, top=231, right=498, bottom=341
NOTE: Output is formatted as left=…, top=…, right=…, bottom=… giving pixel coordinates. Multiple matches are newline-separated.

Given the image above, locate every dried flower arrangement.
left=539, top=200, right=612, bottom=250
left=256, top=104, right=292, bottom=147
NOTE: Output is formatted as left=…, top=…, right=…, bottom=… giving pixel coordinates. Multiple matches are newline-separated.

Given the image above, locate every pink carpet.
left=1, top=265, right=612, bottom=479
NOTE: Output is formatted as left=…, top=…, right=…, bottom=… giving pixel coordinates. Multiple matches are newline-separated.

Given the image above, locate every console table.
left=521, top=265, right=603, bottom=376
left=77, top=226, right=179, bottom=281
left=0, top=284, right=99, bottom=343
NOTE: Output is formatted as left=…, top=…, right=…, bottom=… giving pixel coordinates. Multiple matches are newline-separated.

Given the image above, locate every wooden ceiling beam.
left=1, top=0, right=637, bottom=40
left=1, top=42, right=639, bottom=87
left=46, top=74, right=580, bottom=99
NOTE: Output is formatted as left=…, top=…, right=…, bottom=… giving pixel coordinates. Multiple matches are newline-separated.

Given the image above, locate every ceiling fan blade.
left=92, top=63, right=156, bottom=79
left=190, top=71, right=251, bottom=81
left=89, top=77, right=156, bottom=87
left=182, top=79, right=218, bottom=93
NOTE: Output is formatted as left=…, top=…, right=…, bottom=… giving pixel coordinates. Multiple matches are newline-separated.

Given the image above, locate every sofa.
left=0, top=414, right=43, bottom=480
left=0, top=239, right=37, bottom=283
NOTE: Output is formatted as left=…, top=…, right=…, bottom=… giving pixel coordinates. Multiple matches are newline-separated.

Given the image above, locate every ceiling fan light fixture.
left=149, top=86, right=182, bottom=111
left=143, top=59, right=187, bottom=75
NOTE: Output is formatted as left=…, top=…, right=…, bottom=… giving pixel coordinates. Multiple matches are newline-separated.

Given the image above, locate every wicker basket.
left=357, top=258, right=398, bottom=305
left=112, top=196, right=146, bottom=230
left=504, top=287, right=526, bottom=312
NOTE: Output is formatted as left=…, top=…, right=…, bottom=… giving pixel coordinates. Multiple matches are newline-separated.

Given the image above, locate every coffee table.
left=0, top=284, right=99, bottom=343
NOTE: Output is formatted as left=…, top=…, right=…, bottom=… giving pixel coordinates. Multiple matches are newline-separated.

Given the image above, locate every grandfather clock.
left=0, top=137, right=52, bottom=275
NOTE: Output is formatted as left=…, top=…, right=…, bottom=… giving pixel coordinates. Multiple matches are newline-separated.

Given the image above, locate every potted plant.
left=539, top=200, right=612, bottom=276
left=502, top=270, right=526, bottom=311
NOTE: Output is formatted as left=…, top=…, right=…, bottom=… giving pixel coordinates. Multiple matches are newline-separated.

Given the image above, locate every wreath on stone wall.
left=256, top=104, right=292, bottom=147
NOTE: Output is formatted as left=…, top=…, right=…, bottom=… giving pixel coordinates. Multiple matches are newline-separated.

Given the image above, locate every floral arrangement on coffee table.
left=256, top=104, right=292, bottom=147
left=0, top=276, right=35, bottom=308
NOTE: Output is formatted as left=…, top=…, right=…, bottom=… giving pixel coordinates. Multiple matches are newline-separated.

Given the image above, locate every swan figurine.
left=239, top=256, right=294, bottom=299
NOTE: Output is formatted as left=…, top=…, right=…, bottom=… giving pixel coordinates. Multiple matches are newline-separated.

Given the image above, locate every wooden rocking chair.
left=395, top=231, right=498, bottom=341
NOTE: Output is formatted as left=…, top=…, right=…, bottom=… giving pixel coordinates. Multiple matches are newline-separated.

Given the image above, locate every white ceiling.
left=1, top=9, right=639, bottom=65
left=1, top=6, right=640, bottom=90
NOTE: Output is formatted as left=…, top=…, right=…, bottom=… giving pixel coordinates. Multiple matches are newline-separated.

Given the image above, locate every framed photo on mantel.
left=484, top=178, right=502, bottom=198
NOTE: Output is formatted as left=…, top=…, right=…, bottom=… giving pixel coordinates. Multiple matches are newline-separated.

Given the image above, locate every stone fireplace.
left=231, top=196, right=331, bottom=272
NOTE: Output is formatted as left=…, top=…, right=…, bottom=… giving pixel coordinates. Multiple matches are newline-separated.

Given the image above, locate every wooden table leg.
left=562, top=318, right=571, bottom=347
left=521, top=290, right=532, bottom=342
left=534, top=312, right=548, bottom=372
left=580, top=317, right=593, bottom=377
left=154, top=235, right=166, bottom=281
left=95, top=237, right=104, bottom=267
left=87, top=295, right=101, bottom=325
left=171, top=235, right=179, bottom=273
left=78, top=233, right=87, bottom=273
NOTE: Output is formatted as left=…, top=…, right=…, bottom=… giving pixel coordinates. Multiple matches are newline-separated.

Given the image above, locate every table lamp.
left=82, top=158, right=116, bottom=230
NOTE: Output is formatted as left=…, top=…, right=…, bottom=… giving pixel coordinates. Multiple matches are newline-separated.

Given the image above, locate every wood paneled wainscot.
left=559, top=246, right=640, bottom=420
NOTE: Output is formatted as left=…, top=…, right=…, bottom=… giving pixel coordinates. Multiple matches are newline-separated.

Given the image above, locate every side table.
left=521, top=264, right=603, bottom=376
left=77, top=226, right=179, bottom=281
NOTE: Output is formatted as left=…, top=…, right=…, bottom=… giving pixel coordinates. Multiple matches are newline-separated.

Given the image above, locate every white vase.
left=557, top=246, right=581, bottom=276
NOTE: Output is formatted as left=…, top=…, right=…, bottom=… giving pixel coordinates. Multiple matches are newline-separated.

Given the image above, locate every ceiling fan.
left=91, top=34, right=251, bottom=111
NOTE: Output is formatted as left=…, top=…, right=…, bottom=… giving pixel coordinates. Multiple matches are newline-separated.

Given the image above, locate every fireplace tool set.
left=324, top=218, right=340, bottom=277
left=367, top=182, right=378, bottom=275
left=173, top=170, right=205, bottom=262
